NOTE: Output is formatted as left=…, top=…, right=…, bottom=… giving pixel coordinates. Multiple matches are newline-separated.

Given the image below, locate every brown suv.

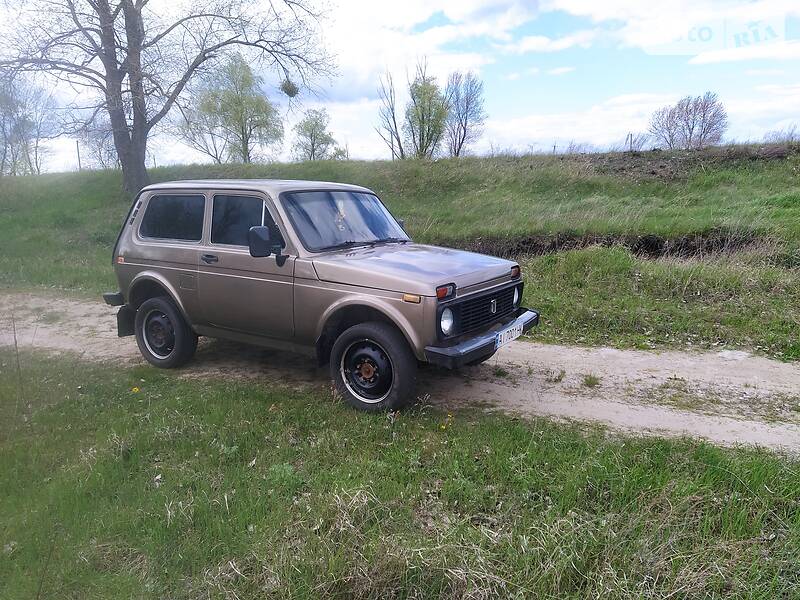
left=104, top=180, right=539, bottom=411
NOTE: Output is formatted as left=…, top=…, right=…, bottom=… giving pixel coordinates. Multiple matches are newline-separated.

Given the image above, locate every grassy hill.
left=1, top=149, right=799, bottom=357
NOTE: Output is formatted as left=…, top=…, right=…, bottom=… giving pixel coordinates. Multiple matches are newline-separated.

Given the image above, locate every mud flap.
left=117, top=305, right=136, bottom=337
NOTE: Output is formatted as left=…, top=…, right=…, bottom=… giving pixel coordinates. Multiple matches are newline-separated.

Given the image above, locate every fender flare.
left=316, top=295, right=424, bottom=359
left=128, top=271, right=191, bottom=322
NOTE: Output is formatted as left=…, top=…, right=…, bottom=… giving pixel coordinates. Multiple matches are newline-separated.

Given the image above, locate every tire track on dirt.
left=2, top=291, right=799, bottom=452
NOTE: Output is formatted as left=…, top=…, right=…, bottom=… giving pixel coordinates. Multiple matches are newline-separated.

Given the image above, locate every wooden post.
left=76, top=140, right=82, bottom=171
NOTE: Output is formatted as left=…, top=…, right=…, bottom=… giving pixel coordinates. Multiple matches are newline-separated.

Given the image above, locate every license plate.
left=495, top=322, right=523, bottom=350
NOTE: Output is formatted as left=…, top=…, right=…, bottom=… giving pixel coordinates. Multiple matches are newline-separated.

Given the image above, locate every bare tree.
left=376, top=71, right=405, bottom=159
left=690, top=92, right=728, bottom=148
left=650, top=92, right=727, bottom=150
left=18, top=81, right=58, bottom=174
left=0, top=72, right=58, bottom=175
left=0, top=73, right=19, bottom=175
left=444, top=71, right=486, bottom=157
left=0, top=1, right=327, bottom=193
left=404, top=61, right=448, bottom=159
left=649, top=105, right=681, bottom=150
left=81, top=117, right=120, bottom=169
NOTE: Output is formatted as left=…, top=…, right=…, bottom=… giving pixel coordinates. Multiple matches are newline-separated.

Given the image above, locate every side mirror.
left=248, top=226, right=273, bottom=257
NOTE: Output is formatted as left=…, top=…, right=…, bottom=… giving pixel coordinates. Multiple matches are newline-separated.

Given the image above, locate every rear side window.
left=140, top=194, right=205, bottom=241
left=211, top=194, right=274, bottom=246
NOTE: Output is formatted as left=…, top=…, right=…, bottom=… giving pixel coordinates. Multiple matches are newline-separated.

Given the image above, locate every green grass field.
left=2, top=349, right=799, bottom=598
left=1, top=150, right=799, bottom=358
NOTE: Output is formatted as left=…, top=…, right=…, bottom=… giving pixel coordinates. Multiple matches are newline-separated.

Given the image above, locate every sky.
left=38, top=0, right=800, bottom=170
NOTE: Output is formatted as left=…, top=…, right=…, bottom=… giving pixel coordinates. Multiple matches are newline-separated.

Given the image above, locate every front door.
left=197, top=193, right=295, bottom=339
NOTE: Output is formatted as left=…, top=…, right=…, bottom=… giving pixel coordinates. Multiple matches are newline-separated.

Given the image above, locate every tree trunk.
left=120, top=137, right=150, bottom=195
left=121, top=0, right=150, bottom=194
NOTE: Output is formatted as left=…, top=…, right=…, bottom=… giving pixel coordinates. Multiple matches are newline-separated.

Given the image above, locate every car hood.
left=311, top=243, right=515, bottom=296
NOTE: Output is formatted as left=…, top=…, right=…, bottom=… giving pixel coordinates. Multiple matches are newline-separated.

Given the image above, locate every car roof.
left=141, top=179, right=374, bottom=196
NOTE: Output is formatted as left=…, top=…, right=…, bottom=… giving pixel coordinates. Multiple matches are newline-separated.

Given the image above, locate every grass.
left=492, top=366, right=509, bottom=378
left=522, top=247, right=800, bottom=360
left=1, top=348, right=799, bottom=598
left=582, top=374, right=601, bottom=388
left=1, top=152, right=799, bottom=358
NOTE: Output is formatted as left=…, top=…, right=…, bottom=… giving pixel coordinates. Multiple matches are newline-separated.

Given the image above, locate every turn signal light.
left=436, top=284, right=455, bottom=300
left=511, top=266, right=521, bottom=279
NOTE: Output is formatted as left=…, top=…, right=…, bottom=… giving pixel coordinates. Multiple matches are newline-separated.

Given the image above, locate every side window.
left=140, top=194, right=205, bottom=241
left=211, top=194, right=276, bottom=246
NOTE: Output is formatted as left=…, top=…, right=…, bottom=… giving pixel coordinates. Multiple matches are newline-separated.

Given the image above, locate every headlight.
left=440, top=308, right=454, bottom=335
left=513, top=286, right=520, bottom=306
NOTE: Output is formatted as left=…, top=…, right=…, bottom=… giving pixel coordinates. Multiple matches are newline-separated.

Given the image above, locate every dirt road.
left=2, top=291, right=799, bottom=452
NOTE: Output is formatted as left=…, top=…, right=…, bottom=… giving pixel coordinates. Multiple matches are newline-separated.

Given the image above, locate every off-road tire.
left=330, top=321, right=418, bottom=412
left=134, top=296, right=198, bottom=368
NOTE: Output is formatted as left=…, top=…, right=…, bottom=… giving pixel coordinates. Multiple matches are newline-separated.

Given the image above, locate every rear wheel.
left=134, top=296, right=197, bottom=368
left=330, top=321, right=417, bottom=412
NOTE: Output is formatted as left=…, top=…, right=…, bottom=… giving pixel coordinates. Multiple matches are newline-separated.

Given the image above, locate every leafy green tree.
left=198, top=56, right=283, bottom=164
left=404, top=62, right=449, bottom=159
left=292, top=108, right=338, bottom=160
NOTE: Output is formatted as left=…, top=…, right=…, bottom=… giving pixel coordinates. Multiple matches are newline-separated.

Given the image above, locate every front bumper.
left=424, top=308, right=539, bottom=369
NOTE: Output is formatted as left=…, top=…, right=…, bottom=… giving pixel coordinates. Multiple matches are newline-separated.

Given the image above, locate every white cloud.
left=502, top=30, right=597, bottom=54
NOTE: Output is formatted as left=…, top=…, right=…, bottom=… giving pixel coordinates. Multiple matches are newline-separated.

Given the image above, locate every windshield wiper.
left=370, top=237, right=410, bottom=245
left=321, top=240, right=371, bottom=251
left=322, top=237, right=409, bottom=251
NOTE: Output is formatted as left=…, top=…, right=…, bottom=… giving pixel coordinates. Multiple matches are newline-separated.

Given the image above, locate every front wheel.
left=330, top=321, right=418, bottom=412
left=134, top=296, right=198, bottom=368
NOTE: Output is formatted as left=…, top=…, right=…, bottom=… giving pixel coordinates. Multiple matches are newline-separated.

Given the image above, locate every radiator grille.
left=455, top=286, right=517, bottom=334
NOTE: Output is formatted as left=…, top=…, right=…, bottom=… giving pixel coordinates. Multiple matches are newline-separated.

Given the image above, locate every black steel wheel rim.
left=340, top=339, right=393, bottom=403
left=142, top=310, right=175, bottom=358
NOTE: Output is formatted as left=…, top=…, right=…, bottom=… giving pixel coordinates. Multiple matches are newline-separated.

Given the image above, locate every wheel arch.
left=315, top=298, right=423, bottom=365
left=127, top=272, right=191, bottom=322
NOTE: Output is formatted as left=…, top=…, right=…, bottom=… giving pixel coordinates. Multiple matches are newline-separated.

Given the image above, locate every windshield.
left=281, top=190, right=410, bottom=252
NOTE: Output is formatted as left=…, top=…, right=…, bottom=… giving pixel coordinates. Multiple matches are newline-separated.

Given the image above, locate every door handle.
left=201, top=254, right=219, bottom=264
